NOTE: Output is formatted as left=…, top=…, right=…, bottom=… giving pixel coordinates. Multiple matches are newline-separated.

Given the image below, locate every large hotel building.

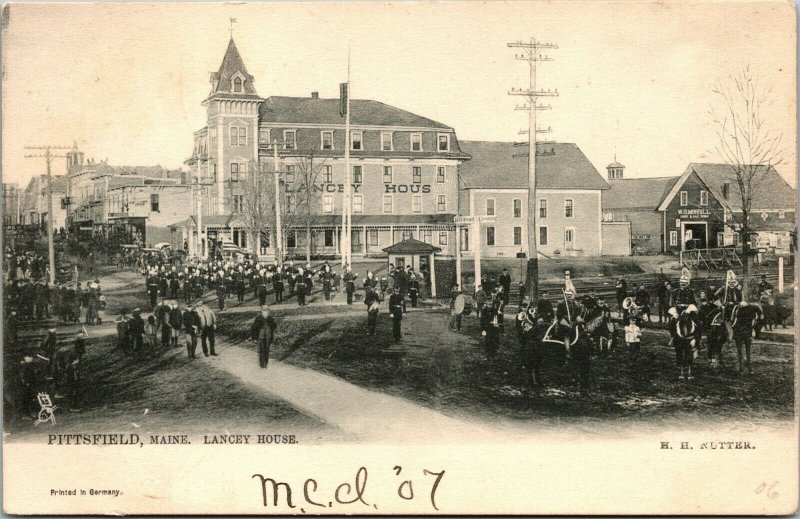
left=178, top=38, right=469, bottom=260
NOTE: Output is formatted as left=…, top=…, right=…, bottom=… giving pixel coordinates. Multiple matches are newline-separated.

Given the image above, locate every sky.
left=2, top=1, right=796, bottom=188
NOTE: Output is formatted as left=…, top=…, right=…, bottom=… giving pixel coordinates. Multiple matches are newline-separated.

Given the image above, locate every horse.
left=673, top=310, right=700, bottom=380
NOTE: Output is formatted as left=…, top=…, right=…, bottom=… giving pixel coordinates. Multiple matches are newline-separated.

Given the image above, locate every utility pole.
left=25, top=145, right=70, bottom=284
left=508, top=37, right=558, bottom=302
left=272, top=140, right=284, bottom=268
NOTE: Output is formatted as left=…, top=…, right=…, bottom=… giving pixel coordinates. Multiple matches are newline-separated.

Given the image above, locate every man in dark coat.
left=731, top=298, right=760, bottom=375
left=216, top=280, right=227, bottom=311
left=182, top=304, right=200, bottom=359
left=251, top=306, right=277, bottom=368
left=364, top=285, right=380, bottom=337
left=388, top=287, right=405, bottom=342
left=498, top=269, right=512, bottom=306
left=128, top=309, right=145, bottom=357
left=235, top=271, right=246, bottom=304
left=168, top=302, right=183, bottom=348
left=273, top=271, right=284, bottom=303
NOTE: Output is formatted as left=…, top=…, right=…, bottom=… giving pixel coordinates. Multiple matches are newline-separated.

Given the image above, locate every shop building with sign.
left=180, top=38, right=470, bottom=260
left=603, top=161, right=794, bottom=254
left=457, top=141, right=610, bottom=258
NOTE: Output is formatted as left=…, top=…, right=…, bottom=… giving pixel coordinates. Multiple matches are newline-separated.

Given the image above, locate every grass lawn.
left=5, top=335, right=336, bottom=441
left=217, top=307, right=794, bottom=426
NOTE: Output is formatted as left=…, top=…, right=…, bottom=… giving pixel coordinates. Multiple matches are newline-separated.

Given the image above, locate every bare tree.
left=294, top=155, right=327, bottom=264
left=236, top=161, right=275, bottom=259
left=710, top=65, right=784, bottom=271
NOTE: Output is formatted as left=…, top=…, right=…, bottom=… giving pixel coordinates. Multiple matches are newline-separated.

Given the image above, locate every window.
left=259, top=128, right=270, bottom=145
left=439, top=231, right=448, bottom=245
left=239, top=162, right=248, bottom=182
left=437, top=195, right=446, bottom=212
left=779, top=210, right=786, bottom=219
left=411, top=133, right=422, bottom=151
left=352, top=194, right=363, bottom=213
left=368, top=229, right=379, bottom=246
left=402, top=230, right=414, bottom=241
left=322, top=194, right=333, bottom=213
left=209, top=128, right=218, bottom=147
left=437, top=166, right=446, bottom=183
left=150, top=194, right=159, bottom=212
left=722, top=182, right=730, bottom=200
left=539, top=199, right=547, bottom=218
left=486, top=198, right=495, bottom=216
left=700, top=190, right=708, bottom=206
left=233, top=77, right=242, bottom=93
left=383, top=166, right=393, bottom=183
left=514, top=227, right=522, bottom=245
left=680, top=191, right=688, bottom=206
left=286, top=194, right=295, bottom=213
left=352, top=165, right=362, bottom=184
left=717, top=232, right=725, bottom=246
left=564, top=199, right=573, bottom=218
left=539, top=226, right=548, bottom=246
left=403, top=194, right=419, bottom=214
left=383, top=195, right=393, bottom=213
left=412, top=166, right=421, bottom=183
left=352, top=231, right=362, bottom=248
left=513, top=199, right=522, bottom=218
left=733, top=233, right=741, bottom=246
left=487, top=226, right=495, bottom=246
left=603, top=211, right=614, bottom=222
left=675, top=218, right=680, bottom=228
left=669, top=231, right=678, bottom=246
left=284, top=130, right=296, bottom=150
left=324, top=229, right=334, bottom=247
left=565, top=228, right=574, bottom=245
left=351, top=131, right=362, bottom=150
left=321, top=131, right=333, bottom=150
left=232, top=195, right=243, bottom=213
left=287, top=230, right=296, bottom=248
left=323, top=165, right=333, bottom=183
left=423, top=229, right=433, bottom=244
left=212, top=163, right=217, bottom=182
left=437, top=133, right=450, bottom=152
left=285, top=165, right=295, bottom=184
left=230, top=126, right=247, bottom=146
left=381, top=132, right=393, bottom=151
left=230, top=163, right=239, bottom=182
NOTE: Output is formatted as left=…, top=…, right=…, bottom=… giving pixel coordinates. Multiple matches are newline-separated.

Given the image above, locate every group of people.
left=116, top=300, right=218, bottom=360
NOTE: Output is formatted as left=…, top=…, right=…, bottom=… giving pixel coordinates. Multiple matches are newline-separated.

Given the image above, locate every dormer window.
left=231, top=71, right=246, bottom=93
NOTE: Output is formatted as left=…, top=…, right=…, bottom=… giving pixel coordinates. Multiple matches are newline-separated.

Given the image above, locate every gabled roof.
left=686, top=163, right=795, bottom=210
left=260, top=96, right=452, bottom=129
left=603, top=176, right=679, bottom=210
left=458, top=141, right=610, bottom=190
left=209, top=39, right=259, bottom=98
left=383, top=238, right=441, bottom=254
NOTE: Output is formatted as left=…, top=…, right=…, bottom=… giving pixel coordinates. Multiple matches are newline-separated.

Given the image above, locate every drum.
left=454, top=294, right=475, bottom=315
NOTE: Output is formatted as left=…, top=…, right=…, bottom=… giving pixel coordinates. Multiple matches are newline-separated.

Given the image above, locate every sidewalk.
left=203, top=340, right=503, bottom=443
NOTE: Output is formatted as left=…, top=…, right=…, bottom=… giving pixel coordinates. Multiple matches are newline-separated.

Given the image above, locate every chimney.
left=311, top=91, right=319, bottom=100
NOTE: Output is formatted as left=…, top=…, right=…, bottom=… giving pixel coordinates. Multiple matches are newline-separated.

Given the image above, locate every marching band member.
left=730, top=296, right=760, bottom=375
left=705, top=296, right=726, bottom=369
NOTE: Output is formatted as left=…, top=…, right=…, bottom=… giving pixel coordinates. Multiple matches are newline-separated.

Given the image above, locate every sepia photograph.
left=1, top=1, right=797, bottom=514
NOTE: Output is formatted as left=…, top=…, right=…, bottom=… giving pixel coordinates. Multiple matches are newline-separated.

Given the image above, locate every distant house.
left=458, top=141, right=611, bottom=257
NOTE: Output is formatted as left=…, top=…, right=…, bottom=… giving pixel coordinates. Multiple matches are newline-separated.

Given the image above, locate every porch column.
left=429, top=253, right=436, bottom=298
left=362, top=226, right=367, bottom=254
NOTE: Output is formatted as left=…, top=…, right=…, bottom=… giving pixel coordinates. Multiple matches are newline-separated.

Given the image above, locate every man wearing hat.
left=388, top=286, right=405, bottom=342
left=671, top=268, right=697, bottom=315
left=344, top=267, right=356, bottom=306
left=730, top=296, right=760, bottom=375
left=182, top=303, right=201, bottom=359
left=128, top=308, right=145, bottom=356
left=714, top=271, right=742, bottom=324
left=498, top=268, right=512, bottom=306
left=251, top=306, right=277, bottom=369
left=758, top=274, right=773, bottom=295
left=704, top=297, right=726, bottom=369
left=364, top=285, right=380, bottom=337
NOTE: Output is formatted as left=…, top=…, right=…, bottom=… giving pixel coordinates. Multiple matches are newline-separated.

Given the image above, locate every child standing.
left=624, top=318, right=642, bottom=353
left=144, top=315, right=158, bottom=355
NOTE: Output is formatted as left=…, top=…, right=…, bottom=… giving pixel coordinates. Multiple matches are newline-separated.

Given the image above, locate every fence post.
left=778, top=256, right=784, bottom=294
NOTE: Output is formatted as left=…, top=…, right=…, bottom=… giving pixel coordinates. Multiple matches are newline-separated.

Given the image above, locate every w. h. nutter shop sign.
left=285, top=184, right=433, bottom=194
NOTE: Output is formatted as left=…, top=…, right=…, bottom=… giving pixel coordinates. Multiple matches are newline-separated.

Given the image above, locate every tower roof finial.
left=229, top=17, right=237, bottom=39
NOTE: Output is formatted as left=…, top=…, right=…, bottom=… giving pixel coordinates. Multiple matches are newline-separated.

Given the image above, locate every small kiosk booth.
left=382, top=238, right=440, bottom=297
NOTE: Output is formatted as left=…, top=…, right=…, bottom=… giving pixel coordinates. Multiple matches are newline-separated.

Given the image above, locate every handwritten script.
left=252, top=465, right=445, bottom=512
